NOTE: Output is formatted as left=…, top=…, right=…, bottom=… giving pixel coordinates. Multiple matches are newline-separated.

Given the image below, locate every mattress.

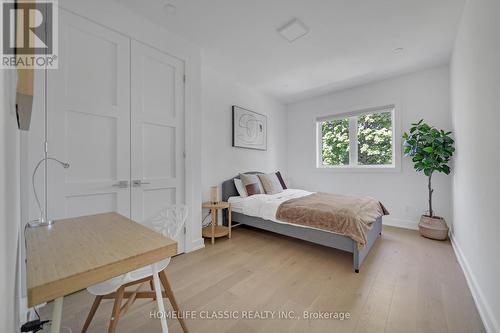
left=228, top=188, right=312, bottom=223
left=227, top=189, right=387, bottom=242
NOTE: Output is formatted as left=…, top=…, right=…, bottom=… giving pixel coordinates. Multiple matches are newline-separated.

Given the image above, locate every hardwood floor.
left=40, top=225, right=485, bottom=333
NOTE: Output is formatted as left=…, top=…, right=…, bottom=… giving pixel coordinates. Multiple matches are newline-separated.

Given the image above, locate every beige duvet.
left=275, top=192, right=389, bottom=248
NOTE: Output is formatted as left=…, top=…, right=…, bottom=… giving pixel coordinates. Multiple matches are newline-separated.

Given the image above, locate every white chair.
left=82, top=205, right=189, bottom=333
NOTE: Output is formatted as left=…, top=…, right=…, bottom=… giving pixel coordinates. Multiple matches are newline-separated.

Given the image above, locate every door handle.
left=132, top=180, right=151, bottom=187
left=112, top=180, right=129, bottom=188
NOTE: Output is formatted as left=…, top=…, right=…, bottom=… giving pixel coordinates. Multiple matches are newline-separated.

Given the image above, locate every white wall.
left=450, top=0, right=500, bottom=331
left=201, top=65, right=287, bottom=202
left=287, top=66, right=452, bottom=229
left=0, top=70, right=20, bottom=331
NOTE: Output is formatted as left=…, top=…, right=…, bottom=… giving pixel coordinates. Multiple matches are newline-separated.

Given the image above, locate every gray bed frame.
left=221, top=172, right=382, bottom=273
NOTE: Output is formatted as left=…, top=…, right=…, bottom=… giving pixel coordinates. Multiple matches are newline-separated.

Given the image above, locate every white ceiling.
left=115, top=0, right=465, bottom=103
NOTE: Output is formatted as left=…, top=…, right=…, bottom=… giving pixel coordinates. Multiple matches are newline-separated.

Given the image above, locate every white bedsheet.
left=228, top=189, right=312, bottom=223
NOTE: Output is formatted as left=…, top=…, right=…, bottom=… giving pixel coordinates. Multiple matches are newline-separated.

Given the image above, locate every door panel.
left=142, top=123, right=176, bottom=178
left=65, top=110, right=118, bottom=182
left=65, top=25, right=119, bottom=108
left=131, top=40, right=185, bottom=253
left=142, top=60, right=176, bottom=119
left=47, top=11, right=131, bottom=220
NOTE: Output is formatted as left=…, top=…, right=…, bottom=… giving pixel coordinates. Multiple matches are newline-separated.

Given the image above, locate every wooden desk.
left=25, top=212, right=177, bottom=332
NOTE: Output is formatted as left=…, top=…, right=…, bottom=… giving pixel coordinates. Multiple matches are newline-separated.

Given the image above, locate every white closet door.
left=130, top=41, right=185, bottom=253
left=47, top=10, right=131, bottom=220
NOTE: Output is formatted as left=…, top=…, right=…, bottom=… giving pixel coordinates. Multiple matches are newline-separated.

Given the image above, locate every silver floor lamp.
left=30, top=157, right=70, bottom=227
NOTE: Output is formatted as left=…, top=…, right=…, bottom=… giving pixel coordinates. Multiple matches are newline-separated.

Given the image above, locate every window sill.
left=315, top=165, right=401, bottom=173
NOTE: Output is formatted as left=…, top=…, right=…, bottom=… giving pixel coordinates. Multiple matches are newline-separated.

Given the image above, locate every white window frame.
left=316, top=105, right=400, bottom=172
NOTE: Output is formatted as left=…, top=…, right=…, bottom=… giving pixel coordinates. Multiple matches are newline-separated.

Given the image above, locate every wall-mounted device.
left=16, top=68, right=34, bottom=130
left=13, top=0, right=35, bottom=130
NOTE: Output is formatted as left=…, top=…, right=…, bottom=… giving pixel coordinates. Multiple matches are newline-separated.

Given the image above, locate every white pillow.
left=257, top=179, right=265, bottom=194
left=258, top=173, right=284, bottom=194
left=234, top=178, right=248, bottom=197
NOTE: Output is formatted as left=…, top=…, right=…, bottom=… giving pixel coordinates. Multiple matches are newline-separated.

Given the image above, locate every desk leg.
left=152, top=266, right=169, bottom=333
left=51, top=297, right=63, bottom=333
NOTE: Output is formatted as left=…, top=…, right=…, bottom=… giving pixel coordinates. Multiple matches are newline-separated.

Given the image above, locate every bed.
left=221, top=172, right=383, bottom=273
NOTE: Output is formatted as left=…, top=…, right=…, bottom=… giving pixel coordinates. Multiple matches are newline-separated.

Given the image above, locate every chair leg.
left=120, top=283, right=142, bottom=316
left=81, top=295, right=102, bottom=333
left=159, top=270, right=189, bottom=333
left=108, top=286, right=125, bottom=333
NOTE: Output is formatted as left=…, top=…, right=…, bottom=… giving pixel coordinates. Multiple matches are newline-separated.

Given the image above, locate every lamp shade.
left=210, top=186, right=220, bottom=204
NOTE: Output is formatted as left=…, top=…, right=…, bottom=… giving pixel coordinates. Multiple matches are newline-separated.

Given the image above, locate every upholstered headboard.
left=221, top=171, right=263, bottom=226
left=221, top=171, right=263, bottom=202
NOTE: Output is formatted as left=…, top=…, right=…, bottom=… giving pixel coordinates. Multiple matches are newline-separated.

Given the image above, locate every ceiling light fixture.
left=393, top=47, right=404, bottom=54
left=277, top=18, right=309, bottom=43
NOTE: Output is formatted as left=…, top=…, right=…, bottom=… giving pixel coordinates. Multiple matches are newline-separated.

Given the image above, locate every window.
left=317, top=106, right=395, bottom=168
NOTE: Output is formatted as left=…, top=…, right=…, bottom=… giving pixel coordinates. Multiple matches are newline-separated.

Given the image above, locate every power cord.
left=201, top=209, right=212, bottom=227
left=202, top=209, right=235, bottom=228
left=33, top=307, right=40, bottom=320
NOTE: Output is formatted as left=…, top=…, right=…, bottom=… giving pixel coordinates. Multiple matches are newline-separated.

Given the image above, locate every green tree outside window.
left=321, top=118, right=349, bottom=166
left=320, top=111, right=393, bottom=166
left=357, top=112, right=393, bottom=165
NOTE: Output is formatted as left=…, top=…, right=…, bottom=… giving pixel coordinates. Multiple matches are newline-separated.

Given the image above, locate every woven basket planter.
left=418, top=215, right=449, bottom=240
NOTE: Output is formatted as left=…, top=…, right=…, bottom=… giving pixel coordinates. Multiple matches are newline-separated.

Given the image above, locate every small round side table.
left=202, top=201, right=231, bottom=245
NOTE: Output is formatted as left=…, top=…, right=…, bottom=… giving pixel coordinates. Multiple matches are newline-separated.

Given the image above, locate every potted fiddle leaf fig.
left=402, top=120, right=455, bottom=240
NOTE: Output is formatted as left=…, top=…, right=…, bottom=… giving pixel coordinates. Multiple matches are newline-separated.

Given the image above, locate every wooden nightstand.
left=202, top=201, right=231, bottom=245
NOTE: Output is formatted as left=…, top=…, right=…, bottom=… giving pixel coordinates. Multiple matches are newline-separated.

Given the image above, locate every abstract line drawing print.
left=237, top=114, right=264, bottom=144
left=232, top=106, right=267, bottom=150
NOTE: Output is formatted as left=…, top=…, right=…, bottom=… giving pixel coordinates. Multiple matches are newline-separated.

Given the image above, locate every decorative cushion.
left=239, top=173, right=262, bottom=196
left=234, top=178, right=248, bottom=197
left=275, top=171, right=287, bottom=189
left=258, top=173, right=284, bottom=194
left=245, top=183, right=261, bottom=196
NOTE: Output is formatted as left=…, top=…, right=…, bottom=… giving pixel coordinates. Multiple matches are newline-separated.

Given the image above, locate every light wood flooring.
left=40, top=225, right=485, bottom=333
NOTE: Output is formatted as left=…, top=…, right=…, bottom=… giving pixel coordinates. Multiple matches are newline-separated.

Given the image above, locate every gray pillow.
left=239, top=173, right=262, bottom=196
left=258, top=173, right=284, bottom=194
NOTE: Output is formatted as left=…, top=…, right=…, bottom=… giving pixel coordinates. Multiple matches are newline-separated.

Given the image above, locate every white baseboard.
left=186, top=238, right=205, bottom=253
left=19, top=296, right=28, bottom=326
left=382, top=216, right=418, bottom=230
left=450, top=234, right=498, bottom=333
